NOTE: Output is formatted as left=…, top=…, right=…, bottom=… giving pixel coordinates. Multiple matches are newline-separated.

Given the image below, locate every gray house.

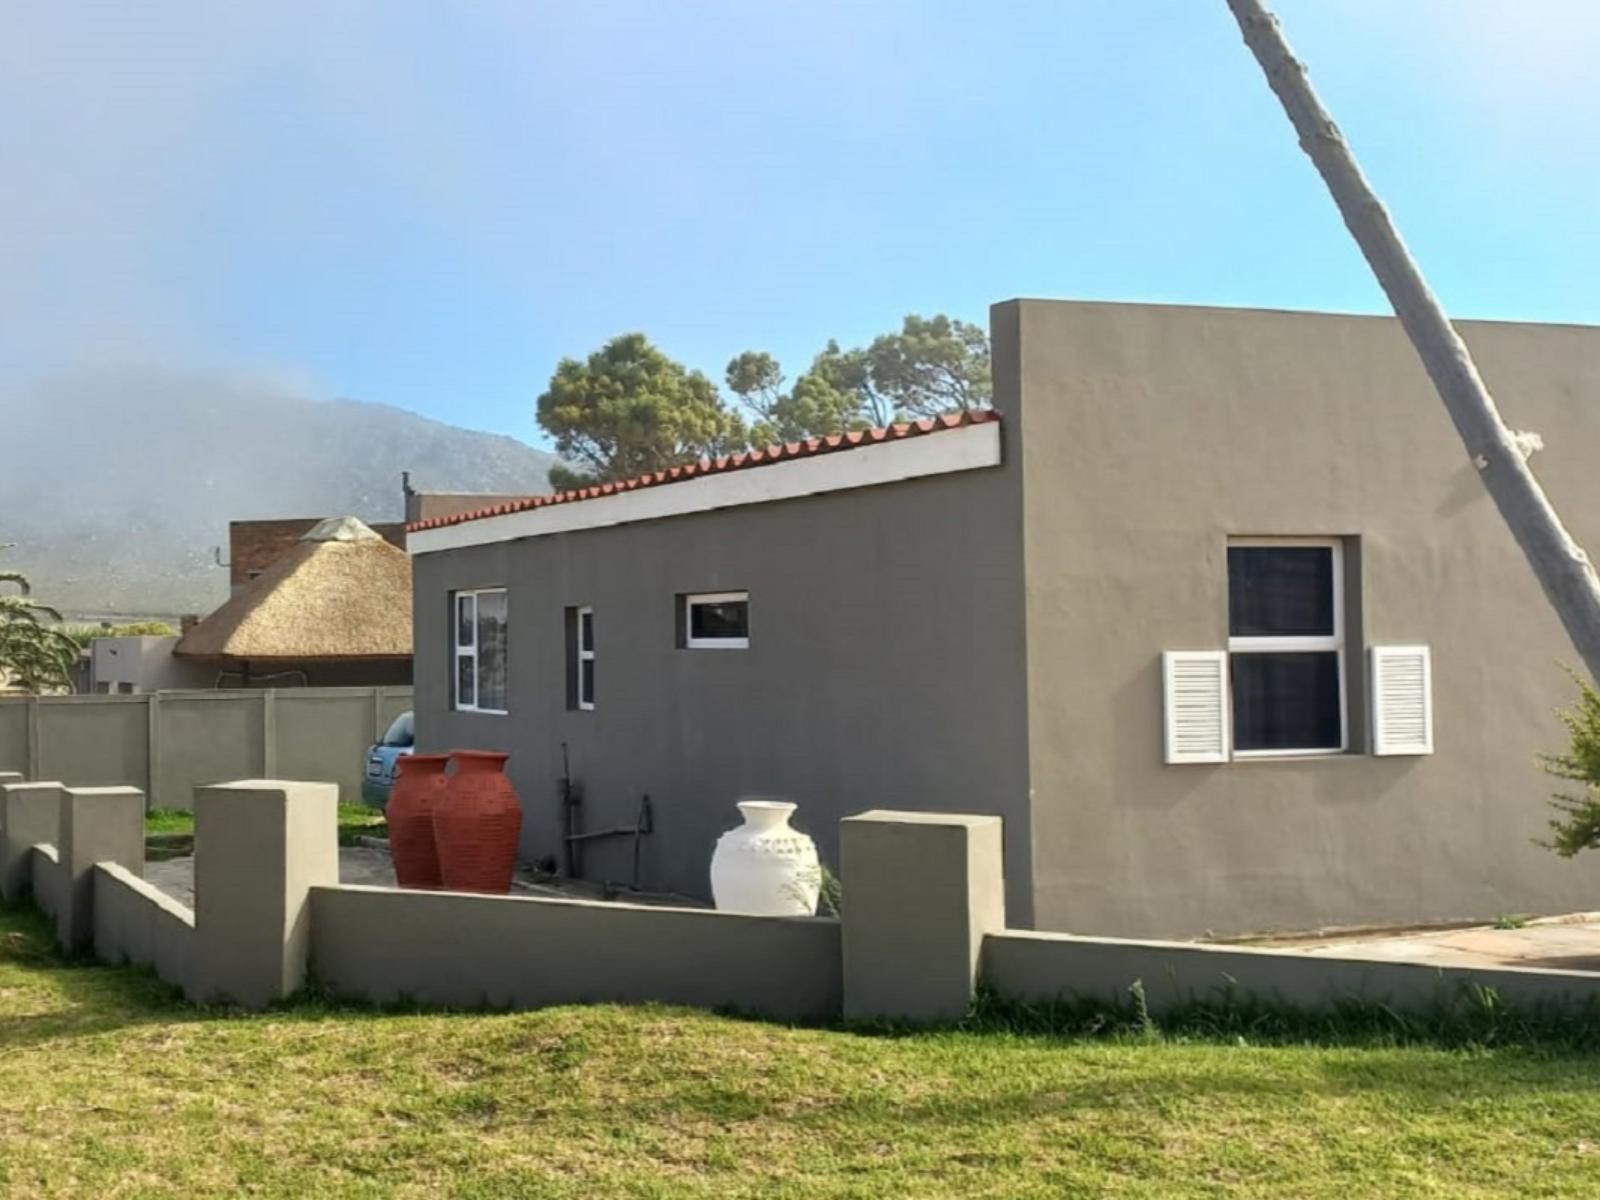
left=407, top=299, right=1600, bottom=939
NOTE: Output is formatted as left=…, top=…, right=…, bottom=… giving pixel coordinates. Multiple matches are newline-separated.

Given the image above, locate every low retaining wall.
left=6, top=777, right=1600, bottom=1024
left=93, top=862, right=195, bottom=990
left=312, top=886, right=841, bottom=1021
left=30, top=844, right=62, bottom=920
left=983, top=930, right=1600, bottom=1015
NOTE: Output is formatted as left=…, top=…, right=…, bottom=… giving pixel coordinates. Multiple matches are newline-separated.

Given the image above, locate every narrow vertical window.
left=577, top=606, right=595, bottom=710
left=453, top=588, right=508, bottom=713
left=1227, top=541, right=1345, bottom=755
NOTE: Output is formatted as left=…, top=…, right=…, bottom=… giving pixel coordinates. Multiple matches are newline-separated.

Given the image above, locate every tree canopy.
left=0, top=546, right=78, bottom=694
left=535, top=333, right=747, bottom=489
left=535, top=315, right=991, bottom=486
left=726, top=314, right=991, bottom=445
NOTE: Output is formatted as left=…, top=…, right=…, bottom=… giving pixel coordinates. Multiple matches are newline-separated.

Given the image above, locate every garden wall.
left=0, top=688, right=411, bottom=809
left=982, top=929, right=1600, bottom=1016
left=312, top=887, right=840, bottom=1021
left=93, top=862, right=195, bottom=991
left=6, top=779, right=1600, bottom=1024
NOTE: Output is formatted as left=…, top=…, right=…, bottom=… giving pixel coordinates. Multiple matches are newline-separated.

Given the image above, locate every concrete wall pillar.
left=839, top=810, right=1006, bottom=1022
left=1, top=781, right=61, bottom=902
left=57, top=786, right=146, bottom=951
left=193, top=780, right=338, bottom=1007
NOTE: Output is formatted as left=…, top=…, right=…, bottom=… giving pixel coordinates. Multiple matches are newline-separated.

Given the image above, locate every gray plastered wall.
left=1003, top=299, right=1600, bottom=937
left=411, top=453, right=1035, bottom=922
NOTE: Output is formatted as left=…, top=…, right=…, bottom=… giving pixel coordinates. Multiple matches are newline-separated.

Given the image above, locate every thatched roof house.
left=175, top=517, right=412, bottom=687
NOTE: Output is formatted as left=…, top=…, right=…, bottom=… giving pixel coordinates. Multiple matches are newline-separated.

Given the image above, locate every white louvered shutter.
left=1371, top=645, right=1433, bottom=756
left=1163, top=650, right=1230, bottom=764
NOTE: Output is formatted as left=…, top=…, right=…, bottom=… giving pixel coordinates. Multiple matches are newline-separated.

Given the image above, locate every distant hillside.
left=1, top=367, right=557, bottom=617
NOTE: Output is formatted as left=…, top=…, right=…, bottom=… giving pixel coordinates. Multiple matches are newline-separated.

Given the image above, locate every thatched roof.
left=175, top=517, right=412, bottom=660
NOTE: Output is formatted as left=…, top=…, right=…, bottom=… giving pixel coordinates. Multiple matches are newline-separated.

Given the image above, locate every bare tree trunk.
left=1224, top=0, right=1600, bottom=681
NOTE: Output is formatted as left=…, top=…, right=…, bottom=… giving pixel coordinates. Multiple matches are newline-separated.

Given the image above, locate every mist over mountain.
left=1, top=367, right=556, bottom=617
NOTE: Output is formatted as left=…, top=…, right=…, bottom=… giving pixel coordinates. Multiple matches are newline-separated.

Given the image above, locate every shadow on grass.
left=0, top=901, right=197, bottom=1051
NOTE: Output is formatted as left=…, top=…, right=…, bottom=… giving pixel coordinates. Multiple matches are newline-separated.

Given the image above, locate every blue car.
left=361, top=711, right=414, bottom=808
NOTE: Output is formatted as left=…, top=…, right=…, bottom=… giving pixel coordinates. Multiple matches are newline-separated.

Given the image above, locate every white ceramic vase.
left=710, top=799, right=821, bottom=916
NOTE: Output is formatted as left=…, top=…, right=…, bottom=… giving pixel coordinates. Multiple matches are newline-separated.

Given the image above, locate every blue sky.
left=4, top=1, right=1598, bottom=447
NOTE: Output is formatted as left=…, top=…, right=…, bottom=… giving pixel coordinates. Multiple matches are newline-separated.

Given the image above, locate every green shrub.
left=1539, top=671, right=1600, bottom=857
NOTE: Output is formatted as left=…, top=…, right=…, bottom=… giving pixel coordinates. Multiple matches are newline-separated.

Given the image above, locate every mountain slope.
left=2, top=368, right=557, bottom=616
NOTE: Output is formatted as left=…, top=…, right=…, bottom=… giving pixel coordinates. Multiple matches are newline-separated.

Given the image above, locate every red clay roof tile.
left=404, top=409, right=1001, bottom=534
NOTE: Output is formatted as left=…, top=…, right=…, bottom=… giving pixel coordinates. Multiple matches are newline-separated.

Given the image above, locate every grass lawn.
left=145, top=803, right=385, bottom=848
left=4, top=907, right=1600, bottom=1197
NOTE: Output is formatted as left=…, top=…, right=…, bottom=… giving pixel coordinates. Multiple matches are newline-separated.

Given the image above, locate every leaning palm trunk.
left=1224, top=0, right=1600, bottom=682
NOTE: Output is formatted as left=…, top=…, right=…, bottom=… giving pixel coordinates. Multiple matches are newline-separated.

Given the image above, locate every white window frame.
left=685, top=590, right=750, bottom=650
left=1227, top=537, right=1347, bottom=759
left=576, top=605, right=595, bottom=711
left=454, top=587, right=508, bottom=715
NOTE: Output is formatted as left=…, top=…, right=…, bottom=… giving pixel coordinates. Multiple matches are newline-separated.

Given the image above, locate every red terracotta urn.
left=387, top=754, right=449, bottom=890
left=434, top=750, right=522, bottom=893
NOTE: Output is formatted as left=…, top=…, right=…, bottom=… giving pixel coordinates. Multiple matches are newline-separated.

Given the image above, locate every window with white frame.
left=684, top=591, right=749, bottom=649
left=576, top=606, right=595, bottom=710
left=453, top=588, right=508, bottom=713
left=1227, top=540, right=1345, bottom=755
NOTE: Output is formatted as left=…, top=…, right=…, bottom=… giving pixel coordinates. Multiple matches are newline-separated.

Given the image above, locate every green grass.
left=5, top=905, right=1600, bottom=1197
left=145, top=803, right=386, bottom=846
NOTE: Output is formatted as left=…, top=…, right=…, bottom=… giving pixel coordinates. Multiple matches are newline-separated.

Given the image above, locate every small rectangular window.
left=577, top=606, right=595, bottom=710
left=684, top=591, right=749, bottom=649
left=1227, top=540, right=1345, bottom=756
left=453, top=588, right=508, bottom=713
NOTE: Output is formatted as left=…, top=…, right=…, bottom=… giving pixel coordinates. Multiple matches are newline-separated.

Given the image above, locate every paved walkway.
left=1267, top=915, right=1600, bottom=973
left=144, top=846, right=395, bottom=910
left=140, top=844, right=701, bottom=911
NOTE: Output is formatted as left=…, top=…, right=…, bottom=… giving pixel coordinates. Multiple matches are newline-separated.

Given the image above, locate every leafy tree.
left=726, top=345, right=870, bottom=444
left=1540, top=672, right=1600, bottom=856
left=537, top=334, right=748, bottom=489
left=726, top=313, right=991, bottom=443
left=0, top=546, right=79, bottom=694
left=865, top=314, right=991, bottom=420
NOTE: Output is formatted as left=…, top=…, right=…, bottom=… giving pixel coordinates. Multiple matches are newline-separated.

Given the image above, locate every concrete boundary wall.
left=0, top=687, right=412, bottom=810
left=30, top=844, right=63, bottom=920
left=982, top=930, right=1600, bottom=1014
left=7, top=792, right=1600, bottom=1022
left=93, top=863, right=195, bottom=991
left=312, top=886, right=842, bottom=1021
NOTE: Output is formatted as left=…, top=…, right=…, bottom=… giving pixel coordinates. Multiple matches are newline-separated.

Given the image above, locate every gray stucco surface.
left=410, top=299, right=1600, bottom=941
left=983, top=928, right=1600, bottom=1014
left=93, top=862, right=195, bottom=991
left=310, top=885, right=843, bottom=1021
left=841, top=810, right=1007, bottom=1021
left=411, top=458, right=1034, bottom=923
left=0, top=688, right=412, bottom=812
left=1003, top=299, right=1600, bottom=938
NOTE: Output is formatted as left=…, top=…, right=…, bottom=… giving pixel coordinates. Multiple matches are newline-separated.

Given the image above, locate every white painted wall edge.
left=408, top=420, right=1003, bottom=555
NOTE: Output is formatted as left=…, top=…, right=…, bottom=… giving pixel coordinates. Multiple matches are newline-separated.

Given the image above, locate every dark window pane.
left=456, top=654, right=475, bottom=709
left=1228, top=546, right=1335, bottom=637
left=476, top=591, right=508, bottom=710
left=691, top=598, right=748, bottom=641
left=1231, top=651, right=1343, bottom=752
left=580, top=610, right=594, bottom=653
left=456, top=594, right=476, bottom=648
left=580, top=658, right=595, bottom=706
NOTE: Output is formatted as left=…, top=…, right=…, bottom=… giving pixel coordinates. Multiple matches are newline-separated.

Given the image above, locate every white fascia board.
left=408, top=420, right=1002, bottom=555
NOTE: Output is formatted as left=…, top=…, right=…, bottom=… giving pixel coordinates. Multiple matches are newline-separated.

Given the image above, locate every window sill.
left=1231, top=749, right=1362, bottom=764
left=453, top=708, right=509, bottom=717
